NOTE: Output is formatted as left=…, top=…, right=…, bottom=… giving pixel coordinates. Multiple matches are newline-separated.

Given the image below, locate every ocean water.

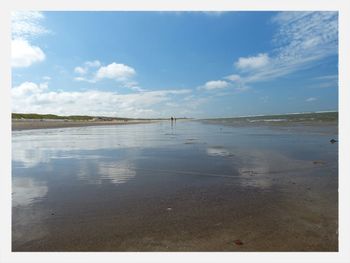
left=201, top=111, right=338, bottom=125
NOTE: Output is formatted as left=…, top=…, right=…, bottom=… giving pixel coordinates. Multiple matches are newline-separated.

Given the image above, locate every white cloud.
left=198, top=75, right=250, bottom=93
left=314, top=75, right=338, bottom=81
left=74, top=66, right=87, bottom=75
left=74, top=77, right=99, bottom=84
left=235, top=53, right=270, bottom=70
left=122, top=81, right=144, bottom=92
left=73, top=60, right=103, bottom=82
left=11, top=11, right=49, bottom=68
left=12, top=11, right=49, bottom=39
left=12, top=81, right=48, bottom=97
left=200, top=80, right=230, bottom=90
left=229, top=12, right=338, bottom=85
left=306, top=97, right=317, bottom=102
left=308, top=74, right=338, bottom=89
left=225, top=74, right=241, bottom=82
left=262, top=12, right=336, bottom=81
left=225, top=74, right=250, bottom=92
left=96, top=62, right=136, bottom=81
left=11, top=38, right=45, bottom=68
left=129, top=87, right=145, bottom=92
left=12, top=81, right=192, bottom=118
left=74, top=60, right=101, bottom=76
left=73, top=61, right=136, bottom=87
left=164, top=89, right=192, bottom=95
left=85, top=60, right=101, bottom=68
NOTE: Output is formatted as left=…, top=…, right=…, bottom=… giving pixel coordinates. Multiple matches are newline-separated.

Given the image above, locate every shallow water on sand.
left=12, top=121, right=338, bottom=251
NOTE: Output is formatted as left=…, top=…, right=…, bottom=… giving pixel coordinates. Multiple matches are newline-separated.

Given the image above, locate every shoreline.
left=12, top=119, right=159, bottom=131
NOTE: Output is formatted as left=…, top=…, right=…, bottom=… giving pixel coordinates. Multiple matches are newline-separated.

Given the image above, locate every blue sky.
left=11, top=11, right=338, bottom=118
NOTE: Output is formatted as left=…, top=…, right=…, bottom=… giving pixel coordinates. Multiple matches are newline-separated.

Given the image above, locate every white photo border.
left=1, top=1, right=349, bottom=262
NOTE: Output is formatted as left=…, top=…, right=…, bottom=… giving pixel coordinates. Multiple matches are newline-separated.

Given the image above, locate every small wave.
left=248, top=119, right=287, bottom=123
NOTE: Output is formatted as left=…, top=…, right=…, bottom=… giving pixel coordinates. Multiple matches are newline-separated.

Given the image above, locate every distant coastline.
left=12, top=112, right=338, bottom=131
left=12, top=113, right=160, bottom=131
left=12, top=119, right=158, bottom=131
left=12, top=113, right=169, bottom=121
left=11, top=113, right=190, bottom=131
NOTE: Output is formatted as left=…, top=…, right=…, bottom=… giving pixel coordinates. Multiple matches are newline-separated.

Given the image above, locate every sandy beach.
left=12, top=117, right=338, bottom=251
left=12, top=119, right=157, bottom=131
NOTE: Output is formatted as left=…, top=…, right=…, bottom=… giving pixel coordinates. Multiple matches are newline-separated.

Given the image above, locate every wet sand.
left=12, top=119, right=156, bottom=131
left=12, top=121, right=338, bottom=251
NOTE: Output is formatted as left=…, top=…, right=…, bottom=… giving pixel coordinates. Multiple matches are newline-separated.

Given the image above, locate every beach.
left=12, top=115, right=338, bottom=251
left=12, top=119, right=156, bottom=131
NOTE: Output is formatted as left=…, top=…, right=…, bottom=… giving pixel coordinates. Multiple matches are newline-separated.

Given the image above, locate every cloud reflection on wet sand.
left=78, top=160, right=136, bottom=185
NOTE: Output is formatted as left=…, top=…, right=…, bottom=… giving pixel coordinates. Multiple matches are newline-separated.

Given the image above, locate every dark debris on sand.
left=330, top=139, right=338, bottom=144
left=234, top=239, right=244, bottom=246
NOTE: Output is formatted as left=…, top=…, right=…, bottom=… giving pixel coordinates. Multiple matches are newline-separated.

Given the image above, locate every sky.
left=11, top=11, right=338, bottom=118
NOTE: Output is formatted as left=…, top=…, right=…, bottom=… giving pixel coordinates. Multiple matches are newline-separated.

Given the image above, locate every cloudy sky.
left=11, top=11, right=338, bottom=118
